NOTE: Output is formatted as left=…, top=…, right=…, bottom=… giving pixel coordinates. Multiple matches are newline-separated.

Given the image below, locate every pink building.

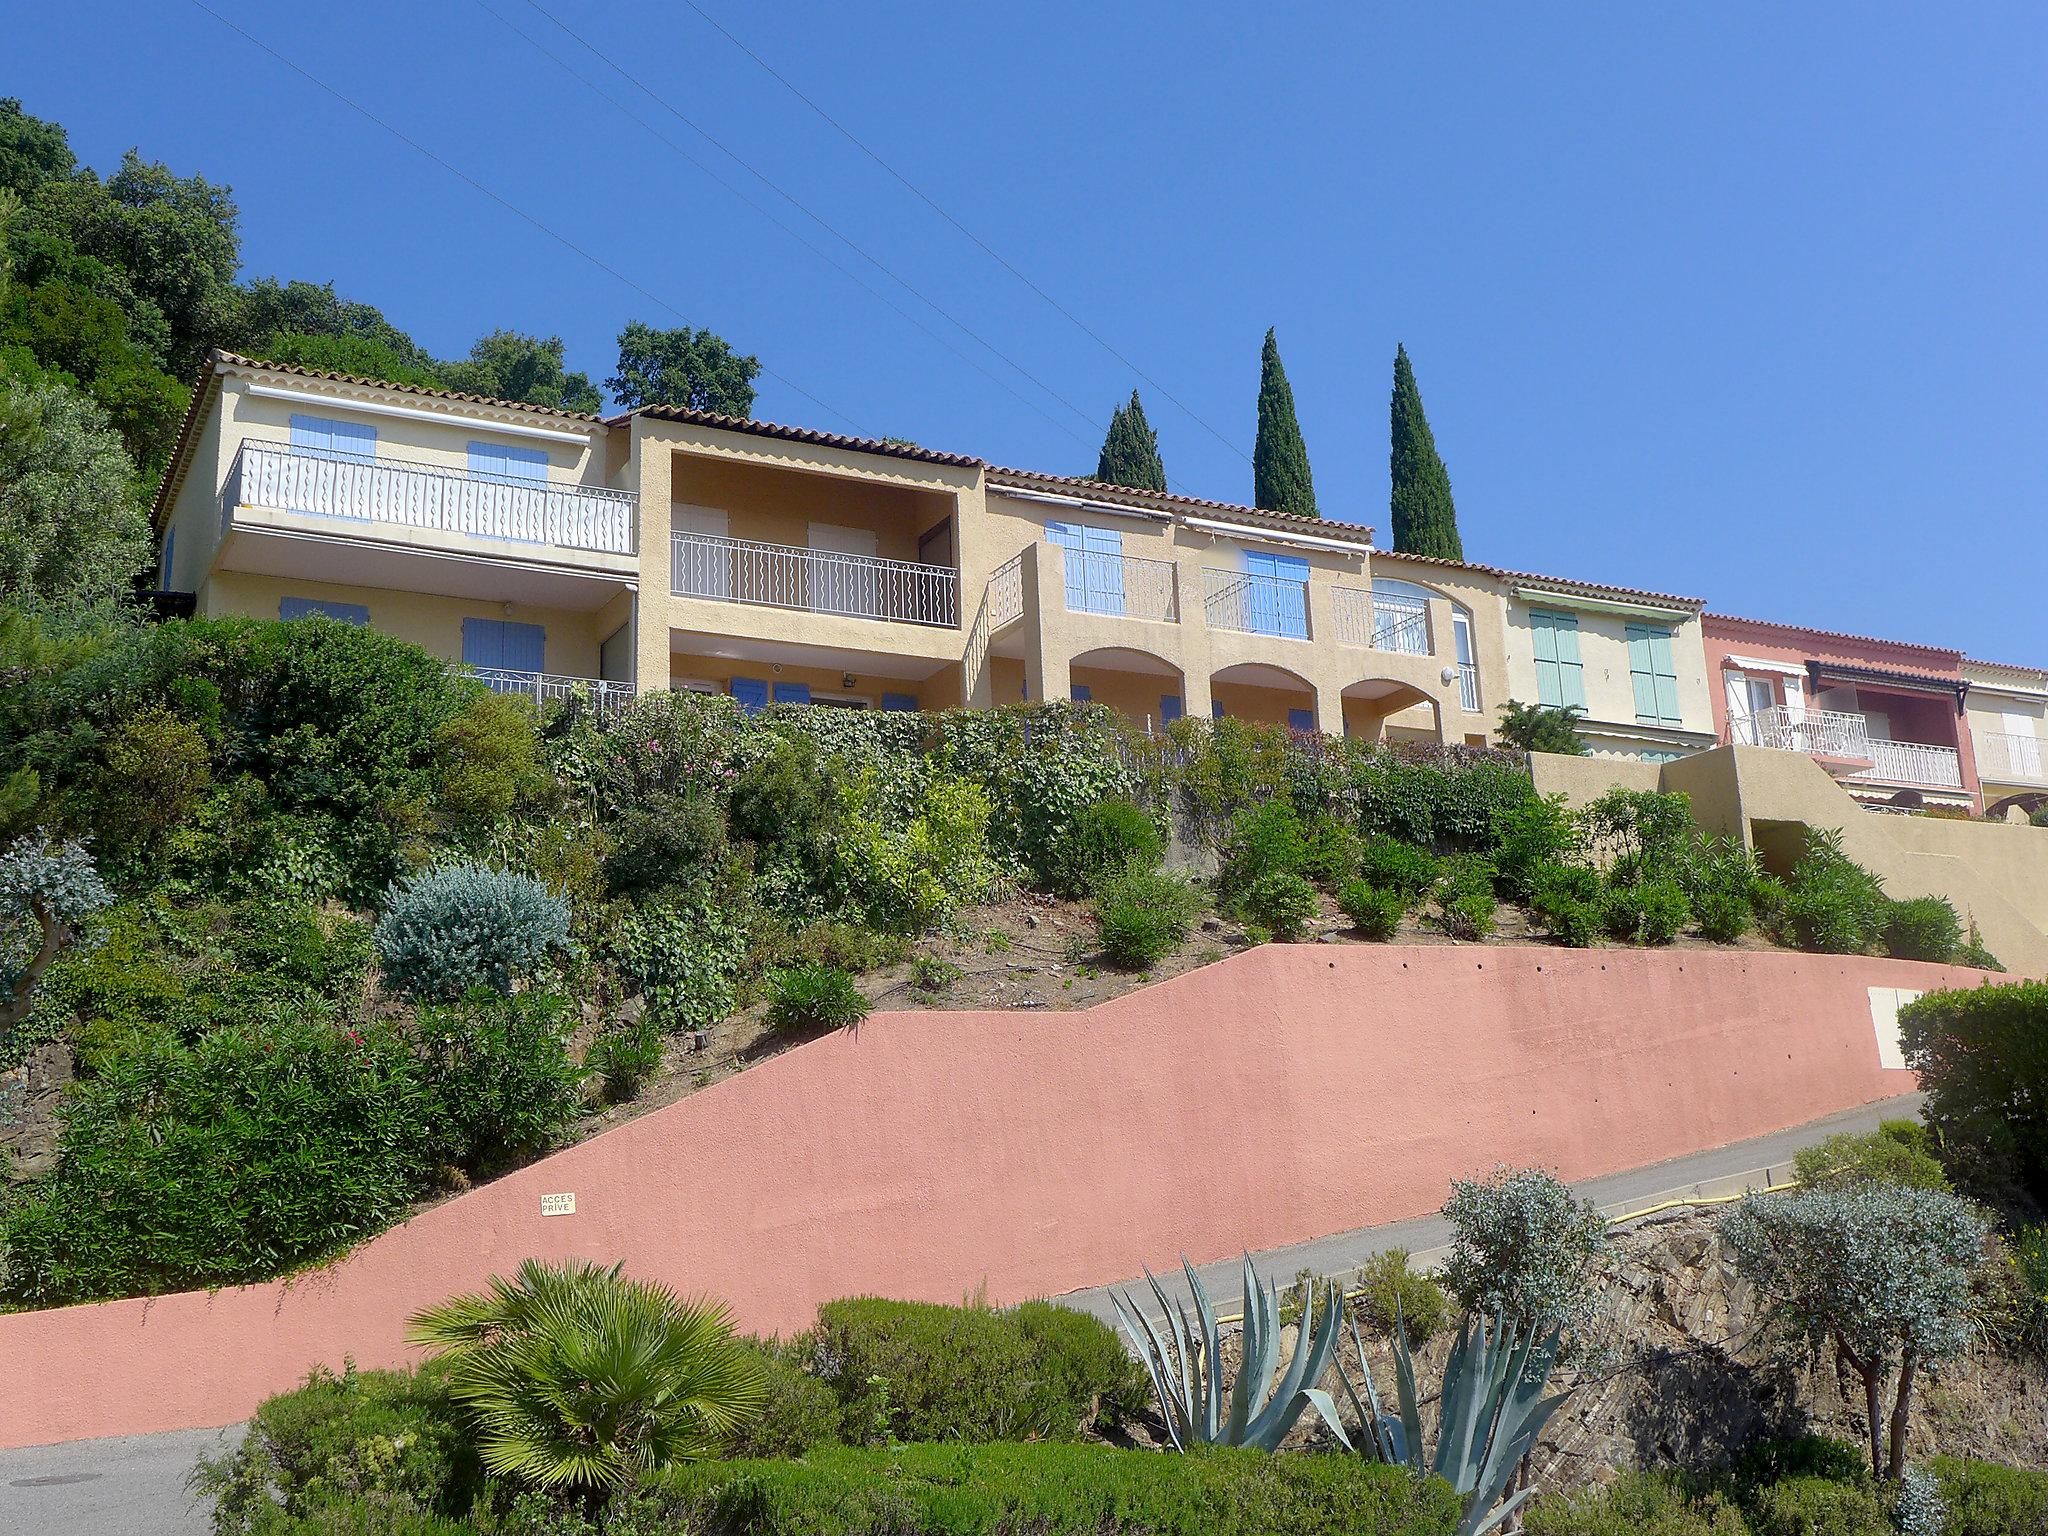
left=1702, top=613, right=1980, bottom=813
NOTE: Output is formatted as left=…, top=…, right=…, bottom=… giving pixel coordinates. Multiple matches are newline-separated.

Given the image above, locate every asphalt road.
left=0, top=1092, right=1921, bottom=1536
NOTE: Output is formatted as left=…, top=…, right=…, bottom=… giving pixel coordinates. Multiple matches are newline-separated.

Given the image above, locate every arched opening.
left=1210, top=662, right=1318, bottom=732
left=1342, top=678, right=1443, bottom=745
left=1986, top=790, right=2048, bottom=822
left=1068, top=646, right=1188, bottom=733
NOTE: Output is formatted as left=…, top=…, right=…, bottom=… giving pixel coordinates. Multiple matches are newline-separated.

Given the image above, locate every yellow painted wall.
left=667, top=649, right=935, bottom=711
left=1502, top=596, right=1715, bottom=744
left=670, top=453, right=952, bottom=565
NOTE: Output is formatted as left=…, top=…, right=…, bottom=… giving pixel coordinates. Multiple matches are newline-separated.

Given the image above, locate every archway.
left=1210, top=662, right=1318, bottom=732
left=1068, top=646, right=1188, bottom=733
left=1342, top=678, right=1443, bottom=744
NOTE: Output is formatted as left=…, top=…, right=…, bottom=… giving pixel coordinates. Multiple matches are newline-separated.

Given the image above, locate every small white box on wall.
left=539, top=1192, right=576, bottom=1217
left=1865, top=986, right=1921, bottom=1071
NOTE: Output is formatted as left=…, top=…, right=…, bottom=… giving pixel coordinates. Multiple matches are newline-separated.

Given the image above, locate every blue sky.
left=13, top=3, right=2045, bottom=661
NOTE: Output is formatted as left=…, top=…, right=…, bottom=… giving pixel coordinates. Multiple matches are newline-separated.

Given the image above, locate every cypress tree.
left=1389, top=343, right=1465, bottom=560
left=1094, top=390, right=1167, bottom=492
left=1252, top=328, right=1318, bottom=517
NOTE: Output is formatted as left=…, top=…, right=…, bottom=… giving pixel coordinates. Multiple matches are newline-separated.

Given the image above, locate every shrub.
left=1746, top=1476, right=1891, bottom=1536
left=1300, top=814, right=1363, bottom=891
left=1898, top=980, right=2048, bottom=1202
left=1489, top=795, right=1573, bottom=902
left=1885, top=896, right=1963, bottom=964
left=414, top=991, right=584, bottom=1174
left=1957, top=922, right=2003, bottom=973
left=1781, top=829, right=1890, bottom=955
left=0, top=1013, right=438, bottom=1305
left=729, top=733, right=839, bottom=878
left=193, top=1360, right=478, bottom=1535
left=1528, top=861, right=1604, bottom=947
left=1357, top=836, right=1439, bottom=900
left=1932, top=1455, right=2048, bottom=1536
left=779, top=919, right=908, bottom=975
left=2008, top=1224, right=2048, bottom=1355
left=606, top=896, right=749, bottom=1032
left=1339, top=881, right=1406, bottom=942
left=1, top=833, right=112, bottom=1050
left=726, top=1339, right=846, bottom=1460
left=1525, top=1471, right=1747, bottom=1536
left=434, top=690, right=545, bottom=832
left=655, top=1441, right=1464, bottom=1536
left=1693, top=886, right=1752, bottom=944
left=1242, top=869, right=1319, bottom=940
left=1346, top=744, right=1537, bottom=852
left=1577, top=788, right=1695, bottom=882
left=1679, top=834, right=1764, bottom=943
left=1427, top=855, right=1497, bottom=941
left=767, top=963, right=868, bottom=1033
left=604, top=791, right=728, bottom=899
left=1730, top=1433, right=1872, bottom=1503
left=805, top=1296, right=1147, bottom=1444
left=1599, top=878, right=1690, bottom=945
left=836, top=773, right=998, bottom=934
left=1440, top=1165, right=1609, bottom=1331
left=1218, top=797, right=1310, bottom=906
left=1496, top=699, right=1589, bottom=756
left=1044, top=796, right=1163, bottom=897
left=1094, top=866, right=1203, bottom=970
left=909, top=954, right=964, bottom=995
left=1352, top=1248, right=1450, bottom=1344
left=373, top=864, right=569, bottom=1003
left=585, top=1016, right=664, bottom=1105
left=91, top=704, right=213, bottom=861
left=1791, top=1124, right=1950, bottom=1193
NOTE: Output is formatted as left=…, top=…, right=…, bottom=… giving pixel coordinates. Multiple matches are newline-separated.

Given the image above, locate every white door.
left=673, top=505, right=731, bottom=599
left=1728, top=674, right=1776, bottom=744
left=809, top=523, right=879, bottom=616
left=2003, top=711, right=2043, bottom=780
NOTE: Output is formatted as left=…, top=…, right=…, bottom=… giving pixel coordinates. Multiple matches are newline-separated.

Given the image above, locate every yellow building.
left=154, top=351, right=1705, bottom=750
left=1965, top=658, right=2048, bottom=817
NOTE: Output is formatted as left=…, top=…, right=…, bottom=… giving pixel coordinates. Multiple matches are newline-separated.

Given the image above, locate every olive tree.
left=1, top=834, right=111, bottom=1049
left=1440, top=1165, right=1610, bottom=1331
left=1721, top=1184, right=1986, bottom=1482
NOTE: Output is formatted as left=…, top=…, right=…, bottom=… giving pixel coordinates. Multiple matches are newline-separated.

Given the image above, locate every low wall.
left=0, top=945, right=1964, bottom=1449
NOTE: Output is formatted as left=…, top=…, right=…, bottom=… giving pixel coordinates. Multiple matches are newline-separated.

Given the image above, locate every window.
left=1625, top=623, right=1683, bottom=726
left=1069, top=683, right=1093, bottom=702
left=881, top=693, right=920, bottom=712
left=468, top=442, right=548, bottom=481
left=1047, top=520, right=1125, bottom=616
left=289, top=414, right=377, bottom=460
left=1287, top=707, right=1316, bottom=733
left=158, top=529, right=175, bottom=591
left=773, top=682, right=812, bottom=706
left=1244, top=550, right=1309, bottom=638
left=729, top=677, right=770, bottom=713
left=460, top=618, right=545, bottom=674
left=1369, top=577, right=1433, bottom=654
left=1529, top=610, right=1585, bottom=710
left=280, top=596, right=368, bottom=625
left=1160, top=693, right=1184, bottom=724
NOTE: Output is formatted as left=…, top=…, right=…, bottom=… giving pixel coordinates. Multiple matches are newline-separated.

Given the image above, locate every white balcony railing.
left=986, top=552, right=1025, bottom=631
left=671, top=530, right=957, bottom=628
left=1061, top=548, right=1179, bottom=622
left=1332, top=587, right=1430, bottom=655
left=1976, top=730, right=2048, bottom=785
left=1203, top=567, right=1310, bottom=639
left=1742, top=706, right=1962, bottom=789
left=458, top=666, right=634, bottom=719
left=228, top=440, right=636, bottom=556
left=1458, top=662, right=1480, bottom=713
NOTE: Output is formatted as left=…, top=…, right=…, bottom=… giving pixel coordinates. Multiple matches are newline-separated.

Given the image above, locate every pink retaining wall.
left=0, top=945, right=1964, bottom=1449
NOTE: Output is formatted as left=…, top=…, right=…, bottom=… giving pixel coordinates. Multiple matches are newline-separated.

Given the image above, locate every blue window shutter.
left=1212, top=700, right=1227, bottom=721
left=881, top=692, right=919, bottom=712
left=159, top=529, right=175, bottom=590
left=462, top=618, right=503, bottom=667
left=293, top=414, right=375, bottom=457
left=1069, top=683, right=1092, bottom=703
left=1649, top=628, right=1682, bottom=724
left=501, top=622, right=545, bottom=674
left=469, top=441, right=548, bottom=481
left=1626, top=624, right=1660, bottom=723
left=730, top=677, right=769, bottom=713
left=1288, top=707, right=1316, bottom=733
left=1159, top=693, right=1183, bottom=723
left=281, top=596, right=369, bottom=625
left=772, top=682, right=811, bottom=706
left=289, top=414, right=333, bottom=452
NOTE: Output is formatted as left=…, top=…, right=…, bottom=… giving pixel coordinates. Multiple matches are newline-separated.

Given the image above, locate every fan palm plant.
left=408, top=1259, right=765, bottom=1494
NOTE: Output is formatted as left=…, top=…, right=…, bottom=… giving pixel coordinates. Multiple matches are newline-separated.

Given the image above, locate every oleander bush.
left=1599, top=877, right=1691, bottom=946
left=413, top=991, right=583, bottom=1175
left=1094, top=866, right=1203, bottom=969
left=1528, top=860, right=1605, bottom=948
left=1885, top=895, right=1964, bottom=964
left=584, top=1016, right=664, bottom=1105
left=1779, top=829, right=1891, bottom=955
left=1427, top=854, right=1498, bottom=941
left=1338, top=879, right=1406, bottom=941
left=766, top=962, right=868, bottom=1033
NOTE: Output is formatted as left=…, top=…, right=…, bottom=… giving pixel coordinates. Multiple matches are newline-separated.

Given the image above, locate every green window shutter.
left=1627, top=624, right=1681, bottom=725
left=1649, top=628, right=1682, bottom=724
left=1533, top=611, right=1584, bottom=710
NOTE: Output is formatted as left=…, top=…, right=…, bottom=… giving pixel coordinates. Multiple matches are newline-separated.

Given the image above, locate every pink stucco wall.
left=0, top=944, right=1962, bottom=1449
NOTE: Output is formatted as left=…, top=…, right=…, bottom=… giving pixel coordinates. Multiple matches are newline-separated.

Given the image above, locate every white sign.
left=540, top=1192, right=576, bottom=1217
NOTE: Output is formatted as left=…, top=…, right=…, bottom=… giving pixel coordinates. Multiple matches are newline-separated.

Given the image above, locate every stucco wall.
left=1502, top=595, right=1715, bottom=748
left=0, top=944, right=1952, bottom=1450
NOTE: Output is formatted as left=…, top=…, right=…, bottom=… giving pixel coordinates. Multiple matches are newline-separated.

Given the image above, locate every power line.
left=517, top=0, right=1115, bottom=456
left=471, top=0, right=1094, bottom=451
left=183, top=0, right=867, bottom=433
left=676, top=0, right=1255, bottom=469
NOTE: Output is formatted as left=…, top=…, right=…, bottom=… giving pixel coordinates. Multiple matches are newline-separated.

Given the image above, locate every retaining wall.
left=0, top=945, right=1974, bottom=1448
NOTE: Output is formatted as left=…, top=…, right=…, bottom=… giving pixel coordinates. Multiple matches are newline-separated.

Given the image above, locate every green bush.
left=1490, top=795, right=1575, bottom=903
left=766, top=963, right=868, bottom=1032
left=414, top=991, right=584, bottom=1174
left=1339, top=880, right=1406, bottom=942
left=1746, top=1475, right=1890, bottom=1536
left=0, top=1012, right=439, bottom=1305
left=1679, top=835, right=1764, bottom=944
left=434, top=690, right=546, bottom=833
left=776, top=918, right=908, bottom=975
left=1525, top=1472, right=1747, bottom=1536
left=1899, top=980, right=2048, bottom=1202
left=1528, top=861, right=1604, bottom=947
left=1094, top=866, right=1203, bottom=970
left=1347, top=744, right=1537, bottom=852
left=1218, top=797, right=1311, bottom=906
left=836, top=774, right=999, bottom=934
left=729, top=734, right=840, bottom=879
left=1731, top=1433, right=1872, bottom=1503
left=1780, top=829, right=1890, bottom=955
left=1242, top=869, right=1320, bottom=940
left=193, top=1361, right=478, bottom=1535
left=373, top=864, right=569, bottom=1003
left=1693, top=887, right=1752, bottom=944
left=1428, top=856, right=1497, bottom=941
left=1300, top=814, right=1363, bottom=891
left=1885, top=896, right=1963, bottom=964
left=1440, top=1164, right=1608, bottom=1330
left=605, top=896, right=749, bottom=1032
left=1577, top=788, right=1696, bottom=884
left=604, top=790, right=729, bottom=899
left=1044, top=796, right=1164, bottom=897
left=2008, top=1225, right=2048, bottom=1355
left=805, top=1296, right=1146, bottom=1444
left=654, top=1441, right=1463, bottom=1536
left=1932, top=1455, right=2048, bottom=1536
left=90, top=703, right=214, bottom=864
left=1791, top=1124, right=1950, bottom=1192
left=1599, top=878, right=1690, bottom=945
left=584, top=1016, right=664, bottom=1105
left=1351, top=1247, right=1450, bottom=1344
left=1357, top=837, right=1439, bottom=900
left=726, top=1339, right=846, bottom=1459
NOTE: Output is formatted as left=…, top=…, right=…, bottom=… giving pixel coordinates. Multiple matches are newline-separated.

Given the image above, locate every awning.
left=1806, top=660, right=1968, bottom=708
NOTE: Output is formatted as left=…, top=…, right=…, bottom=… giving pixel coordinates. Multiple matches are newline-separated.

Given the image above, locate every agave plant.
left=1110, top=1253, right=1349, bottom=1451
left=1340, top=1307, right=1569, bottom=1536
left=408, top=1258, right=765, bottom=1493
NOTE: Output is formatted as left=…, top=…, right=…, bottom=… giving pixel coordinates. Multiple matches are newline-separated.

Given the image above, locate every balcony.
left=1060, top=548, right=1179, bottom=623
left=1976, top=731, right=2048, bottom=786
left=1203, top=567, right=1310, bottom=639
left=228, top=440, right=637, bottom=557
left=1743, top=706, right=1963, bottom=790
left=457, top=665, right=634, bottom=719
left=1331, top=587, right=1429, bottom=655
left=670, top=530, right=957, bottom=628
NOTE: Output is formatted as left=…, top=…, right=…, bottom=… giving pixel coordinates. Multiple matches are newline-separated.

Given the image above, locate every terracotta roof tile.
left=620, top=403, right=985, bottom=469
left=1370, top=548, right=1703, bottom=609
left=209, top=350, right=606, bottom=422
left=1705, top=611, right=1963, bottom=661
left=985, top=466, right=1376, bottom=543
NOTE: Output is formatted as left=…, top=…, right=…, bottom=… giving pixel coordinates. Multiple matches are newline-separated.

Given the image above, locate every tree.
left=1252, top=328, right=1317, bottom=516
left=441, top=329, right=601, bottom=414
left=608, top=320, right=760, bottom=416
left=1495, top=700, right=1589, bottom=756
left=1722, top=1184, right=1985, bottom=1482
left=0, top=833, right=111, bottom=1052
left=0, top=98, right=75, bottom=197
left=256, top=330, right=446, bottom=391
left=1094, top=389, right=1166, bottom=491
left=1898, top=980, right=2048, bottom=1202
left=1390, top=343, right=1464, bottom=560
left=0, top=364, right=150, bottom=607
left=1440, top=1165, right=1610, bottom=1332
left=231, top=277, right=438, bottom=372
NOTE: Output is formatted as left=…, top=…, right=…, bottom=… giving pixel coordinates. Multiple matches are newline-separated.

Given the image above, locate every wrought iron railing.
left=670, top=530, right=958, bottom=627
left=1203, top=567, right=1310, bottom=639
left=1845, top=741, right=1964, bottom=790
left=228, top=440, right=636, bottom=555
left=985, top=552, right=1025, bottom=630
left=1061, top=548, right=1179, bottom=622
left=458, top=666, right=634, bottom=719
left=1975, top=730, right=2048, bottom=785
left=1331, top=587, right=1430, bottom=655
left=1458, top=662, right=1480, bottom=713
left=1742, top=705, right=1962, bottom=788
